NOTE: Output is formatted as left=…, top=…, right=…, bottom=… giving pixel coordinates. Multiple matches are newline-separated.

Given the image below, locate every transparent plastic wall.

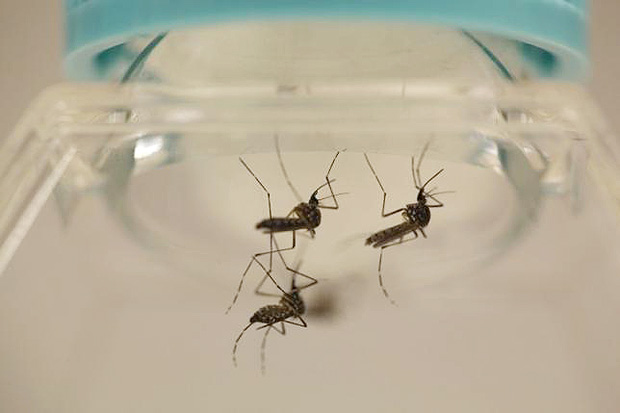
left=0, top=23, right=619, bottom=412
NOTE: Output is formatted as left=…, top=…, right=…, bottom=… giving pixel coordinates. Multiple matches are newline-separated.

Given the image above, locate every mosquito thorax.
left=279, top=291, right=303, bottom=313
left=406, top=203, right=431, bottom=227
left=296, top=201, right=322, bottom=228
left=290, top=292, right=305, bottom=315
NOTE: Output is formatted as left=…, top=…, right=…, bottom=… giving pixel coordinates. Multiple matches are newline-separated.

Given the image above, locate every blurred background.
left=0, top=1, right=619, bottom=139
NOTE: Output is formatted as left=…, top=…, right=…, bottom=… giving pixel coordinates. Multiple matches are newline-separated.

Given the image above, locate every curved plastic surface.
left=64, top=0, right=588, bottom=81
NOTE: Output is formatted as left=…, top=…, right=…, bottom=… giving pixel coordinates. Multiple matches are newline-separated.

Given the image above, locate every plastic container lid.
left=64, top=0, right=589, bottom=81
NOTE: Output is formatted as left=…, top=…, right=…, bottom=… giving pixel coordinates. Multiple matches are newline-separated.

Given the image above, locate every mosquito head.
left=417, top=189, right=427, bottom=204
left=309, top=190, right=320, bottom=207
left=290, top=272, right=298, bottom=291
left=309, top=178, right=336, bottom=207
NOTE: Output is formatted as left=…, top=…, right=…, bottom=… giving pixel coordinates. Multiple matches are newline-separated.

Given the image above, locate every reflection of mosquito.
left=232, top=266, right=311, bottom=374
left=364, top=143, right=451, bottom=304
left=225, top=138, right=343, bottom=313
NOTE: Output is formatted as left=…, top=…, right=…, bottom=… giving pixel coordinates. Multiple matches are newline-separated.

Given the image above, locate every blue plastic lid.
left=65, top=0, right=589, bottom=81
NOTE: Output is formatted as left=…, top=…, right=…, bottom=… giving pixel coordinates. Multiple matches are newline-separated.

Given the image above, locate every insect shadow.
left=226, top=136, right=344, bottom=313
left=364, top=142, right=452, bottom=305
left=232, top=252, right=313, bottom=375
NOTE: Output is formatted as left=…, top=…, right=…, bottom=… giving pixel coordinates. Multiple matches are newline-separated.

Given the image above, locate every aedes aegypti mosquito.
left=225, top=137, right=343, bottom=313
left=364, top=143, right=451, bottom=304
left=232, top=258, right=311, bottom=374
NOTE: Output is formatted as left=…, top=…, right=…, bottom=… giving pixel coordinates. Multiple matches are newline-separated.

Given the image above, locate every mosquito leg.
left=419, top=228, right=427, bottom=238
left=283, top=316, right=308, bottom=328
left=278, top=230, right=297, bottom=253
left=232, top=322, right=254, bottom=367
left=273, top=322, right=286, bottom=335
left=249, top=255, right=288, bottom=293
left=227, top=226, right=301, bottom=312
left=225, top=253, right=287, bottom=314
left=273, top=237, right=318, bottom=291
left=240, top=156, right=276, bottom=272
left=364, top=153, right=406, bottom=217
left=255, top=317, right=306, bottom=331
left=275, top=134, right=303, bottom=203
left=256, top=321, right=278, bottom=331
left=282, top=264, right=318, bottom=291
left=378, top=232, right=419, bottom=305
left=319, top=151, right=341, bottom=210
left=226, top=257, right=259, bottom=314
left=260, top=326, right=272, bottom=375
left=298, top=231, right=314, bottom=240
left=259, top=322, right=287, bottom=375
left=253, top=272, right=284, bottom=298
left=255, top=317, right=305, bottom=374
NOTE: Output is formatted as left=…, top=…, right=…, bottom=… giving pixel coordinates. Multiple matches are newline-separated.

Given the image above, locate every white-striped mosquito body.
left=232, top=268, right=311, bottom=374
left=364, top=143, right=451, bottom=304
left=225, top=138, right=343, bottom=313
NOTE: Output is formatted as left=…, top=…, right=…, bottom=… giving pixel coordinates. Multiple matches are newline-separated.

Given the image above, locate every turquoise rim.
left=65, top=0, right=589, bottom=80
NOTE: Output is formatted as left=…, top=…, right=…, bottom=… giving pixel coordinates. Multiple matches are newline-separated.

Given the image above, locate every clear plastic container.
left=1, top=19, right=619, bottom=413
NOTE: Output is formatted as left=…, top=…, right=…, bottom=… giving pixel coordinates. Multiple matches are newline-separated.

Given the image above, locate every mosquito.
left=225, top=137, right=343, bottom=313
left=232, top=261, right=311, bottom=374
left=364, top=142, right=451, bottom=304
left=255, top=136, right=342, bottom=238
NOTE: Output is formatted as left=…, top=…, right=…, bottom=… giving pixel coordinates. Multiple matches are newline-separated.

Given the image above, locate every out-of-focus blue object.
left=64, top=0, right=588, bottom=80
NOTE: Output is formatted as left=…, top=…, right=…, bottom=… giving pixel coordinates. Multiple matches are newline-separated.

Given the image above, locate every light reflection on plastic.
left=134, top=136, right=164, bottom=160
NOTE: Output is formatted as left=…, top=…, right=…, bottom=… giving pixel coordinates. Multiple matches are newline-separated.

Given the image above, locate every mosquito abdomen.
left=250, top=304, right=295, bottom=324
left=366, top=222, right=417, bottom=248
left=256, top=218, right=308, bottom=233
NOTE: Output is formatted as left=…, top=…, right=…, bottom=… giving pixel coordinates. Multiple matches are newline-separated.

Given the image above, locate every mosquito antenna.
left=411, top=155, right=418, bottom=188
left=426, top=193, right=443, bottom=206
left=312, top=178, right=337, bottom=195
left=275, top=135, right=303, bottom=203
left=317, top=191, right=349, bottom=201
left=232, top=322, right=254, bottom=367
left=426, top=190, right=455, bottom=197
left=420, top=168, right=444, bottom=191
left=415, top=141, right=432, bottom=188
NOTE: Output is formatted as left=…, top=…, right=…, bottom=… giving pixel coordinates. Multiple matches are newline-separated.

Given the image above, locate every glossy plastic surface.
left=65, top=0, right=588, bottom=80
left=1, top=22, right=618, bottom=412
